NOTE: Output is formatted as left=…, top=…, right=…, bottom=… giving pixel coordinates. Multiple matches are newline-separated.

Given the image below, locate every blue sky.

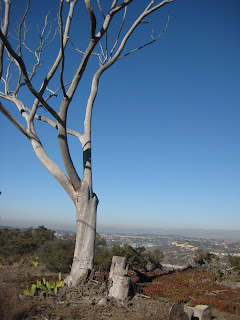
left=0, top=0, right=240, bottom=232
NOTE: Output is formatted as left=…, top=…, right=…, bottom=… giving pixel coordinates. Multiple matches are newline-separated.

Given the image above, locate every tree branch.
left=0, top=0, right=10, bottom=79
left=147, top=0, right=175, bottom=15
left=28, top=0, right=77, bottom=117
left=3, top=56, right=13, bottom=94
left=97, top=0, right=108, bottom=64
left=0, top=29, right=61, bottom=121
left=95, top=0, right=134, bottom=41
left=0, top=101, right=30, bottom=137
left=97, top=0, right=105, bottom=19
left=29, top=0, right=80, bottom=192
left=63, top=0, right=169, bottom=189
left=44, top=82, right=71, bottom=102
left=0, top=99, right=76, bottom=202
left=103, top=1, right=174, bottom=66
left=30, top=136, right=75, bottom=202
left=110, top=6, right=127, bottom=59
left=83, top=0, right=174, bottom=172
left=111, top=0, right=118, bottom=10
left=17, top=0, right=30, bottom=57
left=117, top=14, right=170, bottom=61
left=23, top=107, right=83, bottom=142
left=59, top=0, right=66, bottom=97
left=66, top=0, right=134, bottom=102
left=69, top=38, right=102, bottom=61
left=23, top=10, right=58, bottom=83
left=84, top=0, right=96, bottom=40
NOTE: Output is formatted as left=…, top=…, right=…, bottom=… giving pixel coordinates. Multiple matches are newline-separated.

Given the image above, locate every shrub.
left=0, top=227, right=164, bottom=274
left=94, top=242, right=164, bottom=272
left=228, top=255, right=240, bottom=273
left=144, top=249, right=164, bottom=271
left=0, top=228, right=37, bottom=264
left=193, top=249, right=232, bottom=281
left=94, top=249, right=112, bottom=271
left=38, top=236, right=75, bottom=273
left=193, top=249, right=215, bottom=266
left=33, top=226, right=55, bottom=246
left=95, top=233, right=107, bottom=254
left=0, top=226, right=56, bottom=265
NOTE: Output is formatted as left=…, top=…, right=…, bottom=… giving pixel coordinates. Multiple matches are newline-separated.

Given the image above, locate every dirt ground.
left=0, top=266, right=239, bottom=320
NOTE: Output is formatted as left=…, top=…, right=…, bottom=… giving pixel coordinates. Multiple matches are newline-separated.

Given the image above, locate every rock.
left=170, top=304, right=212, bottom=320
left=169, top=303, right=192, bottom=320
left=193, top=305, right=212, bottom=320
left=98, top=298, right=108, bottom=306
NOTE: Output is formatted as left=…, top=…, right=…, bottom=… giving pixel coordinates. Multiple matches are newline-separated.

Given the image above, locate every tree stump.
left=169, top=303, right=193, bottom=320
left=169, top=303, right=212, bottom=320
left=192, top=305, right=212, bottom=320
left=108, top=256, right=130, bottom=301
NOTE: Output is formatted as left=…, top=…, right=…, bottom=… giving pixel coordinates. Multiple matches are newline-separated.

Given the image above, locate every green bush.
left=0, top=228, right=37, bottom=264
left=33, top=226, right=55, bottom=246
left=228, top=255, right=240, bottom=273
left=0, top=226, right=71, bottom=270
left=193, top=249, right=228, bottom=281
left=0, top=227, right=164, bottom=274
left=0, top=226, right=55, bottom=264
left=115, top=245, right=146, bottom=270
left=193, top=249, right=215, bottom=266
left=95, top=233, right=107, bottom=255
left=38, top=236, right=75, bottom=273
left=94, top=242, right=164, bottom=272
left=94, top=248, right=112, bottom=271
left=144, top=249, right=164, bottom=271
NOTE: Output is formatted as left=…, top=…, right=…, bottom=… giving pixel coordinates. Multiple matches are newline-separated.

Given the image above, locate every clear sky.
left=0, top=0, right=240, bottom=232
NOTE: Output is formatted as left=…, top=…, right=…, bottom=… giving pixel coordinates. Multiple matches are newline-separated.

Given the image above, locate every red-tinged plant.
left=138, top=268, right=240, bottom=314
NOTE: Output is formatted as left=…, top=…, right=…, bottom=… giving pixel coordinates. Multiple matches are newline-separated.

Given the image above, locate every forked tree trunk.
left=65, top=181, right=98, bottom=287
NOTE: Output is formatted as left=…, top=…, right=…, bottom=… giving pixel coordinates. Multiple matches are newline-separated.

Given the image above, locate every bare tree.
left=0, top=0, right=174, bottom=286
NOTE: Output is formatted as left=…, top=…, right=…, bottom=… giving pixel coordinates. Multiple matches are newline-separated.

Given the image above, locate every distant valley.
left=99, top=232, right=240, bottom=267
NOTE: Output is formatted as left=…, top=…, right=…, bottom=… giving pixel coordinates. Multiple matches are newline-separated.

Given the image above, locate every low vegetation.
left=0, top=226, right=164, bottom=273
left=23, top=272, right=64, bottom=296
left=0, top=226, right=239, bottom=315
left=95, top=242, right=164, bottom=272
left=228, top=255, right=240, bottom=273
left=193, top=248, right=240, bottom=281
left=0, top=226, right=55, bottom=266
left=139, top=268, right=240, bottom=314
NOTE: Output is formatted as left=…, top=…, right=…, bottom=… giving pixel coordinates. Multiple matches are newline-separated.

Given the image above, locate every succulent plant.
left=23, top=272, right=64, bottom=296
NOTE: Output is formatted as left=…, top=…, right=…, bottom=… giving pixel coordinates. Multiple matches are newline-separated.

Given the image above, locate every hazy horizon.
left=1, top=216, right=240, bottom=241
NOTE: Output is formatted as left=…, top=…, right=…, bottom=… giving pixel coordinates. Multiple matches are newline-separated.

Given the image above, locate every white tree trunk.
left=65, top=181, right=98, bottom=287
